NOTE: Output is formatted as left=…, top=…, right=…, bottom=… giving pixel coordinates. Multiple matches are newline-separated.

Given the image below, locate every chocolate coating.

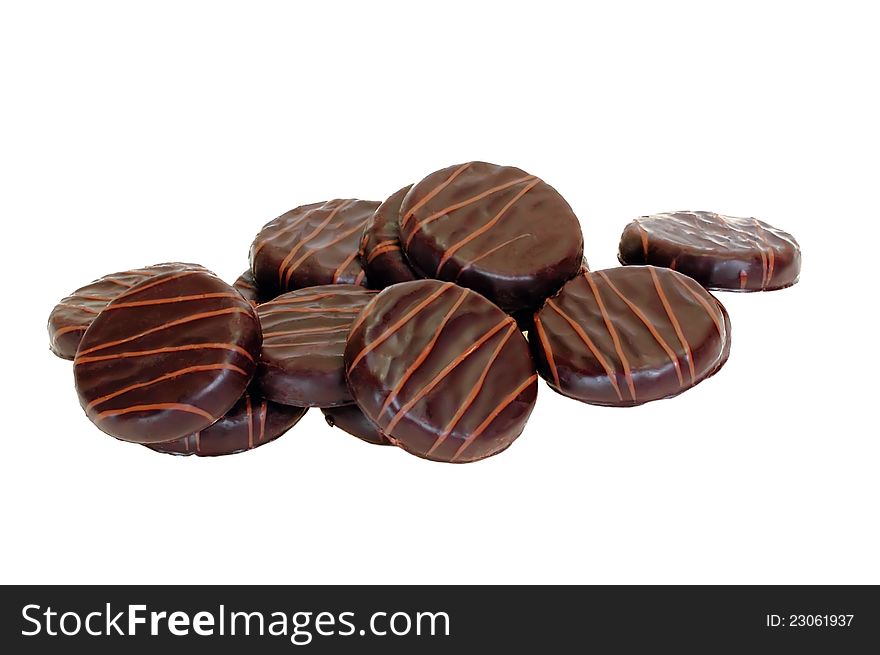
left=250, top=199, right=380, bottom=297
left=256, top=285, right=376, bottom=407
left=321, top=405, right=391, bottom=446
left=147, top=386, right=307, bottom=456
left=233, top=270, right=261, bottom=305
left=48, top=263, right=206, bottom=360
left=399, top=162, right=584, bottom=315
left=345, top=279, right=538, bottom=463
left=531, top=266, right=730, bottom=406
left=359, top=185, right=420, bottom=289
left=74, top=270, right=262, bottom=444
left=618, top=211, right=801, bottom=291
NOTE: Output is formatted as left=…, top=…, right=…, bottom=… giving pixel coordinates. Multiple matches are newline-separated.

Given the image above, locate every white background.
left=1, top=1, right=877, bottom=584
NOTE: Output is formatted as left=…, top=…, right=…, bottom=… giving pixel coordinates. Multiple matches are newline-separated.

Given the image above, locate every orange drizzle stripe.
left=261, top=339, right=347, bottom=349
left=114, top=270, right=203, bottom=301
left=400, top=163, right=471, bottom=227
left=403, top=175, right=536, bottom=248
left=262, top=326, right=350, bottom=338
left=96, top=403, right=215, bottom=421
left=436, top=178, right=540, bottom=275
left=104, top=292, right=240, bottom=311
left=367, top=243, right=401, bottom=263
left=259, top=307, right=362, bottom=316
left=384, top=318, right=512, bottom=433
left=54, top=325, right=89, bottom=336
left=546, top=299, right=623, bottom=401
left=347, top=283, right=453, bottom=375
left=451, top=373, right=537, bottom=462
left=86, top=363, right=248, bottom=410
left=427, top=324, right=516, bottom=457
left=75, top=307, right=253, bottom=357
left=584, top=274, right=636, bottom=401
left=533, top=315, right=560, bottom=387
left=649, top=267, right=695, bottom=381
left=75, top=342, right=255, bottom=365
left=260, top=293, right=337, bottom=308
left=378, top=288, right=469, bottom=419
left=598, top=271, right=683, bottom=386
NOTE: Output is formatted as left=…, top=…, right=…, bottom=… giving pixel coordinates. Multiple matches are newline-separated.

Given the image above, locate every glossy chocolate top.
left=147, top=385, right=307, bottom=456
left=531, top=266, right=730, bottom=406
left=399, top=162, right=584, bottom=314
left=250, top=199, right=380, bottom=297
left=48, top=263, right=206, bottom=360
left=618, top=211, right=801, bottom=291
left=344, top=279, right=538, bottom=463
left=359, top=184, right=420, bottom=289
left=256, top=285, right=377, bottom=407
left=321, top=405, right=391, bottom=446
left=74, top=269, right=262, bottom=443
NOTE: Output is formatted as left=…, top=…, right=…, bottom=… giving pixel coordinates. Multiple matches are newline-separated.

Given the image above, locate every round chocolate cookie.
left=256, top=285, right=376, bottom=407
left=74, top=269, right=262, bottom=444
left=399, top=162, right=584, bottom=315
left=321, top=405, right=391, bottom=446
left=359, top=185, right=420, bottom=289
left=531, top=266, right=731, bottom=407
left=48, top=262, right=206, bottom=360
left=618, top=211, right=801, bottom=291
left=345, top=279, right=538, bottom=463
left=249, top=199, right=380, bottom=297
left=147, top=386, right=307, bottom=456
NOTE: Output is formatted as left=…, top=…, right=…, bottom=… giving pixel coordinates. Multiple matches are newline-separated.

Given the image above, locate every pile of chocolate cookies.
left=48, top=162, right=801, bottom=463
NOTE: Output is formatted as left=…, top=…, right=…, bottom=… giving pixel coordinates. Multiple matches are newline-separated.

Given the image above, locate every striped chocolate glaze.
left=74, top=270, right=262, bottom=444
left=531, top=266, right=731, bottom=407
left=344, top=279, right=538, bottom=463
left=359, top=184, right=421, bottom=289
left=249, top=199, right=380, bottom=297
left=47, top=263, right=207, bottom=360
left=618, top=211, right=801, bottom=292
left=147, top=385, right=307, bottom=456
left=256, top=285, right=377, bottom=407
left=321, top=404, right=391, bottom=446
left=399, top=162, right=584, bottom=315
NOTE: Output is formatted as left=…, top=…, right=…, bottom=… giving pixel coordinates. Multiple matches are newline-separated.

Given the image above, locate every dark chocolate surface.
left=250, top=199, right=380, bottom=297
left=618, top=211, right=801, bottom=291
left=74, top=269, right=262, bottom=443
left=256, top=285, right=376, bottom=407
left=233, top=270, right=262, bottom=305
left=531, top=266, right=730, bottom=406
left=321, top=404, right=391, bottom=446
left=399, top=162, right=584, bottom=315
left=359, top=185, right=420, bottom=289
left=344, top=279, right=538, bottom=463
left=147, top=385, right=307, bottom=456
left=48, top=263, right=207, bottom=360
